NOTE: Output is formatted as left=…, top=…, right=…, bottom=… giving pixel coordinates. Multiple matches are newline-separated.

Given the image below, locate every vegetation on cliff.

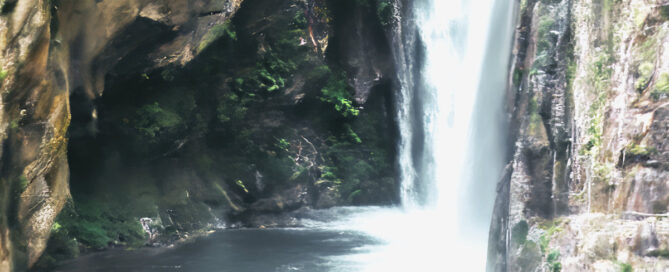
left=30, top=0, right=398, bottom=269
left=490, top=0, right=669, bottom=270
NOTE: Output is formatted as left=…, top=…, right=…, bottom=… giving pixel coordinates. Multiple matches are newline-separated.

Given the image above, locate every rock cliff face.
left=0, top=1, right=68, bottom=271
left=490, top=0, right=669, bottom=270
left=0, top=1, right=245, bottom=270
left=0, top=0, right=398, bottom=271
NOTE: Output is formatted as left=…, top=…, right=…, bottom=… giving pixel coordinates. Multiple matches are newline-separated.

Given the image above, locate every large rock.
left=0, top=1, right=69, bottom=270
left=490, top=0, right=669, bottom=270
left=0, top=0, right=244, bottom=270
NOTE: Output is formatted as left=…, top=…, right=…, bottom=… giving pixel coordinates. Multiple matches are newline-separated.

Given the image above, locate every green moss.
left=512, top=220, right=530, bottom=244
left=625, top=143, right=657, bottom=156
left=639, top=35, right=658, bottom=62
left=591, top=162, right=614, bottom=187
left=17, top=175, right=28, bottom=192
left=580, top=51, right=612, bottom=156
left=602, top=0, right=615, bottom=14
left=566, top=59, right=577, bottom=92
left=0, top=69, right=8, bottom=81
left=651, top=73, right=669, bottom=101
left=513, top=68, right=524, bottom=86
left=635, top=62, right=654, bottom=92
left=527, top=96, right=545, bottom=137
left=648, top=249, right=669, bottom=258
left=537, top=16, right=556, bottom=41
left=198, top=22, right=237, bottom=53
left=55, top=200, right=147, bottom=250
left=9, top=118, right=19, bottom=129
left=534, top=13, right=556, bottom=68
left=529, top=67, right=539, bottom=76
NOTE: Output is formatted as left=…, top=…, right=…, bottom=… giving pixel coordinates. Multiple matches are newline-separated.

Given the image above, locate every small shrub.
left=320, top=75, right=359, bottom=117
left=619, top=262, right=633, bottom=272
left=376, top=0, right=394, bottom=26
left=546, top=250, right=561, bottom=272
left=344, top=124, right=362, bottom=144
left=235, top=180, right=249, bottom=193
left=292, top=10, right=307, bottom=28
left=661, top=6, right=669, bottom=20
left=217, top=93, right=248, bottom=123
left=320, top=166, right=339, bottom=181
left=635, top=62, right=654, bottom=92
left=539, top=220, right=563, bottom=253
left=276, top=138, right=290, bottom=151
left=651, top=73, right=669, bottom=101
left=134, top=102, right=182, bottom=140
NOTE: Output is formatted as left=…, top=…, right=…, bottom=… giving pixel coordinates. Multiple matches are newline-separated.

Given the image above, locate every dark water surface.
left=55, top=228, right=381, bottom=272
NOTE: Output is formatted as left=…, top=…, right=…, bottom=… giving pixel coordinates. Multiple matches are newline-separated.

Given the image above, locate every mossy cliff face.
left=1, top=0, right=397, bottom=271
left=490, top=0, right=669, bottom=270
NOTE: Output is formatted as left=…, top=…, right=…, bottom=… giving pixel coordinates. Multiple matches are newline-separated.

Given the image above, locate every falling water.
left=386, top=0, right=516, bottom=270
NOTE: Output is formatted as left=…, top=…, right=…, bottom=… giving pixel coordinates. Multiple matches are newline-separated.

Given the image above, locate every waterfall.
left=390, top=0, right=516, bottom=270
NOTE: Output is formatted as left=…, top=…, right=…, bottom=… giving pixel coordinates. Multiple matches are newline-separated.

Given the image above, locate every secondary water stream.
left=56, top=0, right=515, bottom=271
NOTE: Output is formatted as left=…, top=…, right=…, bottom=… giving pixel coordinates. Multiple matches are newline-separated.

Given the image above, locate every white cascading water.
left=408, top=0, right=517, bottom=235
left=327, top=0, right=517, bottom=271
